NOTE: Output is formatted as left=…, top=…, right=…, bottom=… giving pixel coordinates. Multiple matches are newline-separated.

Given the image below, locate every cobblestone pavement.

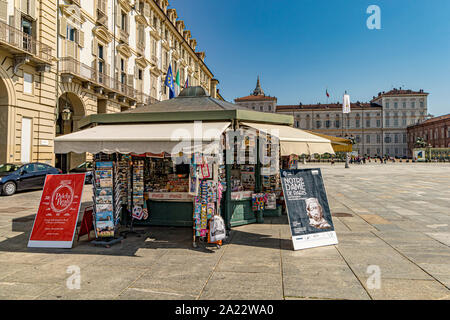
left=0, top=163, right=449, bottom=300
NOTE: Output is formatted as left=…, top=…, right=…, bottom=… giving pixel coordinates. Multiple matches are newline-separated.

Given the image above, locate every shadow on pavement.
left=1, top=212, right=294, bottom=256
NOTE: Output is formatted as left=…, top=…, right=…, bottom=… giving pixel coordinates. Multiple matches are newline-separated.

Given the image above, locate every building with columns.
left=371, top=88, right=429, bottom=158
left=0, top=0, right=220, bottom=171
left=277, top=102, right=385, bottom=157
left=235, top=80, right=430, bottom=158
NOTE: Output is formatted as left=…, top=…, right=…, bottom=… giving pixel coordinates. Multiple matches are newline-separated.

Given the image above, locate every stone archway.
left=0, top=77, right=9, bottom=163
left=55, top=89, right=87, bottom=173
left=0, top=64, right=16, bottom=163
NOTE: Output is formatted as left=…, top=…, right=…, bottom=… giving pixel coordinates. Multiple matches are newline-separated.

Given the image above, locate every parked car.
left=69, top=161, right=93, bottom=184
left=0, top=162, right=62, bottom=196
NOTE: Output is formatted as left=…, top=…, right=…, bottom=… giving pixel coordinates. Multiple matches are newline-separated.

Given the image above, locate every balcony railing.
left=0, top=20, right=52, bottom=64
left=136, top=92, right=157, bottom=106
left=60, top=57, right=138, bottom=100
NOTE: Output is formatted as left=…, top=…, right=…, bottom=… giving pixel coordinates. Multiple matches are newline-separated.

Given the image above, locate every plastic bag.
left=210, top=215, right=226, bottom=242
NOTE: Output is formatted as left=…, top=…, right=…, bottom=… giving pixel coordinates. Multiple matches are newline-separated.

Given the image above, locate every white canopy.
left=241, top=122, right=335, bottom=156
left=54, top=122, right=231, bottom=155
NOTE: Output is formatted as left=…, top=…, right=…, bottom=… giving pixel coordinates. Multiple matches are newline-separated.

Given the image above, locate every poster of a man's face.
left=305, top=198, right=331, bottom=229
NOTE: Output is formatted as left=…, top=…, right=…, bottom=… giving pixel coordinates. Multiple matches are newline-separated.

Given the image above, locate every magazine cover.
left=95, top=221, right=115, bottom=238
left=96, top=195, right=113, bottom=204
left=95, top=188, right=113, bottom=197
left=96, top=161, right=114, bottom=169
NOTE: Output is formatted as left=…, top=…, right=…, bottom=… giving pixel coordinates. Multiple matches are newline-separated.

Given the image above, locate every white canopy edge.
left=55, top=122, right=231, bottom=155
left=241, top=122, right=335, bottom=155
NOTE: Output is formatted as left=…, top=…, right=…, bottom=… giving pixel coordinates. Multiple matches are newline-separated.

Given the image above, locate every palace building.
left=235, top=79, right=429, bottom=158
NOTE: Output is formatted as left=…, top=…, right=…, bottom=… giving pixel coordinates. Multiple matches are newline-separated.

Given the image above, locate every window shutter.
left=105, top=63, right=110, bottom=76
left=78, top=30, right=84, bottom=48
left=20, top=0, right=27, bottom=14
left=116, top=55, right=120, bottom=72
left=127, top=74, right=134, bottom=87
left=29, top=0, right=36, bottom=19
left=92, top=39, right=98, bottom=56
left=103, top=44, right=108, bottom=62
left=116, top=5, right=121, bottom=27
left=0, top=0, right=7, bottom=22
left=67, top=40, right=76, bottom=58
left=59, top=17, right=67, bottom=38
left=144, top=3, right=150, bottom=17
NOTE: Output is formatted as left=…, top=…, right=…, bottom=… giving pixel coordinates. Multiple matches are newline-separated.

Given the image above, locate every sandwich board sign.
left=280, top=169, right=338, bottom=250
left=28, top=174, right=85, bottom=248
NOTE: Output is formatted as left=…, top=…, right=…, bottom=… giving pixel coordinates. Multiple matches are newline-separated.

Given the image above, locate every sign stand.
left=77, top=206, right=94, bottom=242
left=28, top=173, right=86, bottom=249
left=280, top=168, right=338, bottom=251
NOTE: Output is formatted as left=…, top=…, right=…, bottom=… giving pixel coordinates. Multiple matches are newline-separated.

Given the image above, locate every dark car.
left=69, top=161, right=93, bottom=184
left=0, top=162, right=62, bottom=196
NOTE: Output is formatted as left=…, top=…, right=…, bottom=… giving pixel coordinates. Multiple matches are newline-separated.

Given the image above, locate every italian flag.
left=175, top=69, right=181, bottom=96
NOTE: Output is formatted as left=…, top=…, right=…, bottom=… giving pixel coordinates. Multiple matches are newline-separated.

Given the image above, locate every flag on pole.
left=184, top=76, right=189, bottom=88
left=175, top=69, right=181, bottom=96
left=326, top=89, right=330, bottom=98
left=164, top=64, right=175, bottom=99
left=343, top=93, right=351, bottom=114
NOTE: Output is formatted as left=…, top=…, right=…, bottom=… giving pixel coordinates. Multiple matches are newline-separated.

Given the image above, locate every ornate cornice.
left=118, top=0, right=133, bottom=13
left=93, top=26, right=113, bottom=44
left=116, top=43, right=133, bottom=58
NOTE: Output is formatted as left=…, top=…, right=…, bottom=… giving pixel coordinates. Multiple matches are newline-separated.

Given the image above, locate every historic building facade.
left=234, top=77, right=277, bottom=113
left=277, top=103, right=385, bottom=157
left=407, top=114, right=450, bottom=154
left=0, top=0, right=57, bottom=165
left=0, top=0, right=220, bottom=170
left=236, top=80, right=430, bottom=158
left=371, top=89, right=429, bottom=158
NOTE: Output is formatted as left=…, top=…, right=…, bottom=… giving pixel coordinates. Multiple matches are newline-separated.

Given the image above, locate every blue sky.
left=169, top=0, right=450, bottom=116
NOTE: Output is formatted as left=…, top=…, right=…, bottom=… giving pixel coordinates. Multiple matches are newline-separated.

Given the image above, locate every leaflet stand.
left=120, top=159, right=146, bottom=238
left=120, top=210, right=146, bottom=238
left=91, top=156, right=124, bottom=248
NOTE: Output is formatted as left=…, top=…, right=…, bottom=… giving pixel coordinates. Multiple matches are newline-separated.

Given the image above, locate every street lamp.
left=61, top=93, right=72, bottom=121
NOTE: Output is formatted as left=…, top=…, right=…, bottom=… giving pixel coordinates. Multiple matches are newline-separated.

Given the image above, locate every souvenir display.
left=252, top=193, right=267, bottom=212
left=146, top=158, right=189, bottom=193
left=118, top=155, right=131, bottom=207
left=192, top=155, right=222, bottom=240
left=92, top=158, right=121, bottom=238
left=132, top=159, right=144, bottom=208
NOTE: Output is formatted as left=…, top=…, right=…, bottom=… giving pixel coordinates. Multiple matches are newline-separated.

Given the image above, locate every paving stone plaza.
left=0, top=163, right=449, bottom=300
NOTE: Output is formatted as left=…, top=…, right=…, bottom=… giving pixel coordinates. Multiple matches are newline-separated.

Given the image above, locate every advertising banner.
left=28, top=174, right=85, bottom=248
left=343, top=94, right=351, bottom=114
left=280, top=169, right=338, bottom=250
